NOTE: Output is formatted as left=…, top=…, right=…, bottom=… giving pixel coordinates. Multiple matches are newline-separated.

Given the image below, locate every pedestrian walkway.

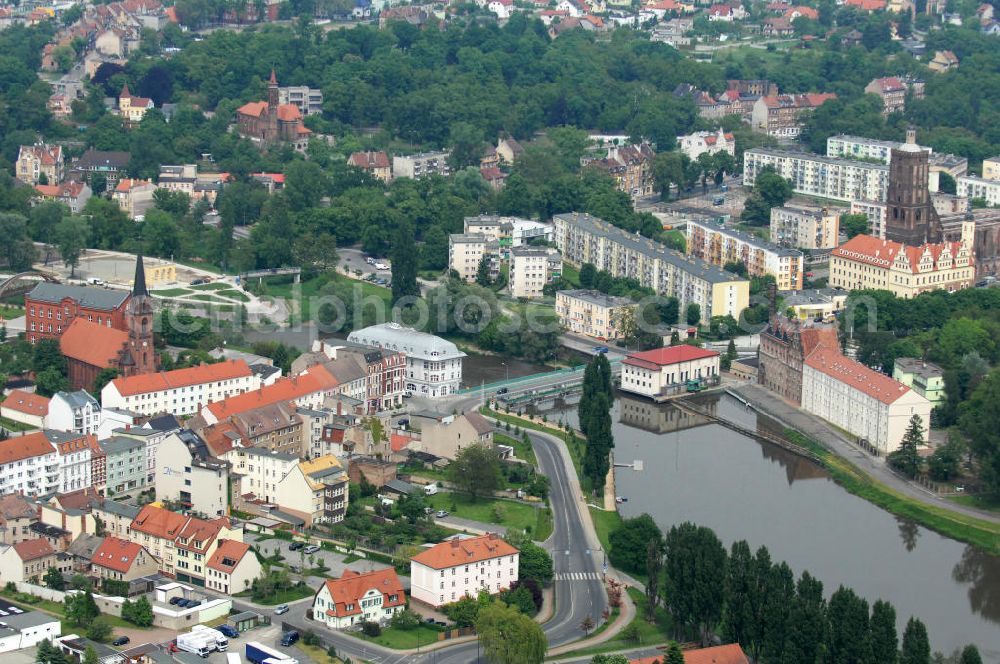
left=554, top=572, right=603, bottom=581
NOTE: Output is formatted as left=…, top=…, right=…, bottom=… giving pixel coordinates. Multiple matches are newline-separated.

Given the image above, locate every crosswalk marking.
left=554, top=571, right=602, bottom=581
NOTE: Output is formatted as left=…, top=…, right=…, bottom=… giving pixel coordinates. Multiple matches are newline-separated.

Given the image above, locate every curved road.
left=245, top=428, right=608, bottom=664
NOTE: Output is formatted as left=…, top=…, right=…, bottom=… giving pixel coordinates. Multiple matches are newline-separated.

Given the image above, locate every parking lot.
left=252, top=535, right=403, bottom=587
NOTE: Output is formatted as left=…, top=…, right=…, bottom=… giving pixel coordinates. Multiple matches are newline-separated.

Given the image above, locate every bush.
left=301, top=630, right=319, bottom=646
left=390, top=609, right=422, bottom=631
left=86, top=618, right=112, bottom=643
left=361, top=621, right=381, bottom=637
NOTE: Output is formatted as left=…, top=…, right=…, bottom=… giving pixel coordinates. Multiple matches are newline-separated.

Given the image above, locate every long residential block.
left=686, top=219, right=804, bottom=291
left=743, top=148, right=888, bottom=203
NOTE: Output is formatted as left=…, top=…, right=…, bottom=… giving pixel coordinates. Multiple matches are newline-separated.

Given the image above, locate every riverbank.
left=730, top=385, right=1000, bottom=555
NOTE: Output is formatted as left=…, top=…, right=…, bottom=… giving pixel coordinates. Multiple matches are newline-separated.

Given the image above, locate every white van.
left=87, top=277, right=105, bottom=286
left=424, top=484, right=438, bottom=496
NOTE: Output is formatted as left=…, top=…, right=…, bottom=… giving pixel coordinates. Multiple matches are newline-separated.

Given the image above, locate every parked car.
left=169, top=597, right=183, bottom=605
left=496, top=387, right=509, bottom=395
left=435, top=510, right=449, bottom=518
left=217, top=625, right=239, bottom=638
left=303, top=544, right=320, bottom=554
left=274, top=604, right=290, bottom=615
left=112, top=636, right=130, bottom=647
left=593, top=346, right=609, bottom=354
left=280, top=631, right=299, bottom=647
left=288, top=541, right=304, bottom=551
left=190, top=278, right=206, bottom=286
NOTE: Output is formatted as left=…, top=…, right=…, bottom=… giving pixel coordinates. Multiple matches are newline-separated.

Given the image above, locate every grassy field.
left=495, top=432, right=537, bottom=467
left=218, top=289, right=250, bottom=301
left=949, top=494, right=1000, bottom=513
left=189, top=282, right=230, bottom=291
left=234, top=584, right=313, bottom=605
left=151, top=288, right=192, bottom=297
left=534, top=505, right=554, bottom=540
left=589, top=506, right=622, bottom=556
left=784, top=430, right=1000, bottom=555
left=0, top=592, right=146, bottom=632
left=190, top=293, right=230, bottom=303
left=0, top=415, right=37, bottom=432
left=263, top=273, right=393, bottom=322
left=557, top=588, right=673, bottom=658
left=358, top=624, right=444, bottom=649
left=0, top=304, right=25, bottom=319
left=561, top=262, right=580, bottom=287
left=428, top=492, right=542, bottom=533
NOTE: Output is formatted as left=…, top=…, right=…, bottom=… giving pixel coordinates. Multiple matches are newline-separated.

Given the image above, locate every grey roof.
left=230, top=610, right=264, bottom=622
left=689, top=219, right=802, bottom=258
left=779, top=288, right=847, bottom=306
left=384, top=479, right=416, bottom=495
left=511, top=245, right=557, bottom=257
left=0, top=611, right=60, bottom=630
left=745, top=148, right=890, bottom=172
left=30, top=522, right=70, bottom=538
left=67, top=533, right=105, bottom=559
left=251, top=363, right=281, bottom=379
left=146, top=413, right=182, bottom=432
left=464, top=411, right=494, bottom=436
left=100, top=435, right=145, bottom=455
left=307, top=465, right=347, bottom=482
left=267, top=509, right=305, bottom=526
left=449, top=233, right=496, bottom=245
left=348, top=323, right=466, bottom=362
left=52, top=390, right=98, bottom=410
left=75, top=150, right=130, bottom=170
left=557, top=289, right=634, bottom=308
left=26, top=283, right=129, bottom=310
left=734, top=356, right=760, bottom=368
left=43, top=429, right=91, bottom=445
left=555, top=212, right=747, bottom=285
left=241, top=447, right=298, bottom=462
left=894, top=357, right=944, bottom=378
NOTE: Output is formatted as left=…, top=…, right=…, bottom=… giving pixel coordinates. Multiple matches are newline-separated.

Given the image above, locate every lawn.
left=558, top=588, right=673, bottom=659
left=217, top=289, right=250, bottom=302
left=295, top=641, right=349, bottom=663
left=234, top=584, right=313, bottom=605
left=427, top=492, right=543, bottom=533
left=496, top=432, right=537, bottom=467
left=534, top=505, right=554, bottom=541
left=0, top=415, right=38, bottom=432
left=589, top=506, right=622, bottom=555
left=263, top=273, right=393, bottom=323
left=0, top=304, right=25, bottom=319
left=561, top=262, right=580, bottom=287
left=189, top=282, right=230, bottom=291
left=357, top=624, right=444, bottom=649
left=190, top=293, right=230, bottom=303
left=948, top=493, right=1000, bottom=514
left=151, top=288, right=192, bottom=297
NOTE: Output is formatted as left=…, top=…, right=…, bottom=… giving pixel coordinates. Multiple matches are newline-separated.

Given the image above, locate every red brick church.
left=235, top=70, right=311, bottom=150
left=60, top=255, right=158, bottom=391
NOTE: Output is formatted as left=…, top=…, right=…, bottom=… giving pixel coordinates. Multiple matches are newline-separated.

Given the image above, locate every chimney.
left=450, top=539, right=460, bottom=548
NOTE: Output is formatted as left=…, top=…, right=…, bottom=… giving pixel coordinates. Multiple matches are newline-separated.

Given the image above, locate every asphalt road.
left=257, top=428, right=607, bottom=664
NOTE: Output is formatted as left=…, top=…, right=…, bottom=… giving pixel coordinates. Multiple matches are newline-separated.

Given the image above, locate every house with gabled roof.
left=0, top=494, right=40, bottom=546
left=312, top=568, right=406, bottom=629
left=90, top=535, right=158, bottom=583
left=410, top=534, right=519, bottom=607
left=0, top=389, right=49, bottom=429
left=205, top=539, right=260, bottom=595
left=127, top=504, right=242, bottom=584
left=0, top=537, right=57, bottom=583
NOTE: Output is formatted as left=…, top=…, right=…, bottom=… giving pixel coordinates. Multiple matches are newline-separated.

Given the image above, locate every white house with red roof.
left=0, top=538, right=58, bottom=583
left=802, top=345, right=931, bottom=454
left=90, top=535, right=159, bottom=582
left=409, top=534, right=519, bottom=607
left=101, top=359, right=259, bottom=417
left=0, top=390, right=49, bottom=429
left=33, top=181, right=92, bottom=214
left=677, top=128, right=736, bottom=161
left=118, top=83, right=154, bottom=124
left=312, top=568, right=406, bottom=629
left=205, top=539, right=261, bottom=595
left=620, top=346, right=721, bottom=399
left=112, top=178, right=157, bottom=219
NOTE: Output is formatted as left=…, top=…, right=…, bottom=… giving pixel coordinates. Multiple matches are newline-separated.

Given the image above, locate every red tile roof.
left=784, top=4, right=817, bottom=18
left=390, top=433, right=414, bottom=452
left=761, top=92, right=837, bottom=109
left=348, top=151, right=391, bottom=170
left=53, top=433, right=95, bottom=457
left=205, top=365, right=337, bottom=419
left=845, top=0, right=886, bottom=9
left=411, top=534, right=518, bottom=570
left=319, top=568, right=405, bottom=617
left=0, top=389, right=49, bottom=417
left=805, top=345, right=912, bottom=404
left=207, top=539, right=251, bottom=573
left=831, top=234, right=972, bottom=274
left=60, top=318, right=128, bottom=369
left=131, top=504, right=188, bottom=541
left=109, top=359, right=252, bottom=397
left=624, top=345, right=720, bottom=371
left=870, top=76, right=905, bottom=93
left=0, top=431, right=55, bottom=466
left=276, top=104, right=302, bottom=122
left=237, top=101, right=269, bottom=118
left=120, top=84, right=152, bottom=107
left=631, top=644, right=749, bottom=664
left=13, top=537, right=55, bottom=561
left=20, top=144, right=62, bottom=166
left=176, top=517, right=224, bottom=553
left=91, top=536, right=145, bottom=573
left=115, top=178, right=153, bottom=192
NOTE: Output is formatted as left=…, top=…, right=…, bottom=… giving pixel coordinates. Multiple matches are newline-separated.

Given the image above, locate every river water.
left=531, top=392, right=1000, bottom=658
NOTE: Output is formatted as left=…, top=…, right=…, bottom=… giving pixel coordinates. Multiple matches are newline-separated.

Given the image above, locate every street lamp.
left=501, top=361, right=508, bottom=383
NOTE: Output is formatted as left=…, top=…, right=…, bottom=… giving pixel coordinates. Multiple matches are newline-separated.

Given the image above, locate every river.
left=531, top=392, right=1000, bottom=658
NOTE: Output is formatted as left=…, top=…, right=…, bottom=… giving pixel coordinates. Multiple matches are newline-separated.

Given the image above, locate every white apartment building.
left=448, top=233, right=499, bottom=283
left=957, top=176, right=1000, bottom=206
left=743, top=148, right=889, bottom=203
left=463, top=215, right=554, bottom=256
left=770, top=206, right=841, bottom=250
left=101, top=359, right=260, bottom=417
left=278, top=85, right=323, bottom=116
left=312, top=569, right=406, bottom=629
left=45, top=390, right=100, bottom=435
left=410, top=534, right=519, bottom=607
left=676, top=129, right=736, bottom=161
left=826, top=134, right=932, bottom=164
left=850, top=200, right=887, bottom=239
left=46, top=430, right=93, bottom=494
left=348, top=323, right=466, bottom=398
left=620, top=346, right=720, bottom=399
left=802, top=346, right=932, bottom=454
left=686, top=219, right=804, bottom=291
left=156, top=430, right=230, bottom=518
left=0, top=431, right=60, bottom=497
left=554, top=212, right=749, bottom=324
left=509, top=246, right=560, bottom=299
left=392, top=151, right=450, bottom=179
left=555, top=289, right=635, bottom=340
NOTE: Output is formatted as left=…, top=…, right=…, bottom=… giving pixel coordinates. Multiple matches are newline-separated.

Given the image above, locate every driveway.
left=252, top=535, right=398, bottom=583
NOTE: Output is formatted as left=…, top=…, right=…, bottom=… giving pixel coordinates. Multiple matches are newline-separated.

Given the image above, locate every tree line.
left=607, top=517, right=985, bottom=663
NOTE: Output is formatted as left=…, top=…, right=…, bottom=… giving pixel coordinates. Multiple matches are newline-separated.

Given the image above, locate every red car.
left=806, top=272, right=814, bottom=277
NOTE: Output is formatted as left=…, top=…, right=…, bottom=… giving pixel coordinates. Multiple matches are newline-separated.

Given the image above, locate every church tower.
left=265, top=68, right=279, bottom=144
left=885, top=128, right=943, bottom=245
left=124, top=254, right=157, bottom=376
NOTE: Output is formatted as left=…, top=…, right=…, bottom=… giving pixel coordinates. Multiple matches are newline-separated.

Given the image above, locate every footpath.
left=733, top=383, right=1000, bottom=525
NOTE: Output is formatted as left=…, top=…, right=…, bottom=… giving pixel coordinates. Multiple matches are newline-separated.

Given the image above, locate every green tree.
left=663, top=522, right=727, bottom=645
left=743, top=169, right=793, bottom=225
left=686, top=303, right=701, bottom=326
left=608, top=514, right=663, bottom=575
left=723, top=540, right=755, bottom=649
left=579, top=263, right=597, bottom=288
left=391, top=217, right=420, bottom=305
left=55, top=215, right=90, bottom=278
left=82, top=646, right=99, bottom=664
left=421, top=225, right=449, bottom=271
left=900, top=617, right=930, bottom=664
left=448, top=122, right=485, bottom=170
left=664, top=642, right=685, bottom=664
left=283, top=160, right=328, bottom=212
left=868, top=599, right=898, bottom=664
left=781, top=571, right=826, bottom=664
left=645, top=537, right=664, bottom=621
left=582, top=391, right=614, bottom=492
left=826, top=586, right=871, bottom=664
left=448, top=443, right=502, bottom=501
left=840, top=213, right=869, bottom=239
left=0, top=213, right=39, bottom=271
left=86, top=618, right=112, bottom=643
left=476, top=601, right=547, bottom=664
left=476, top=254, right=493, bottom=287
left=513, top=540, right=554, bottom=585
left=35, top=367, right=69, bottom=398
left=44, top=566, right=65, bottom=590
left=888, top=415, right=925, bottom=478
left=958, top=367, right=1000, bottom=493
left=65, top=591, right=100, bottom=626
left=959, top=645, right=983, bottom=664
left=32, top=338, right=66, bottom=375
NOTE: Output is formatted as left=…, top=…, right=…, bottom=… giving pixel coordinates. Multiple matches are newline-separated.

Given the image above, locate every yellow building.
left=982, top=156, right=1000, bottom=181
left=687, top=219, right=804, bottom=291
left=829, top=234, right=974, bottom=298
left=118, top=83, right=153, bottom=124
left=556, top=289, right=636, bottom=340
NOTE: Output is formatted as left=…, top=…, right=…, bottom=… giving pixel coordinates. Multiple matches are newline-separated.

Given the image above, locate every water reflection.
left=953, top=545, right=1000, bottom=622
left=897, top=517, right=920, bottom=553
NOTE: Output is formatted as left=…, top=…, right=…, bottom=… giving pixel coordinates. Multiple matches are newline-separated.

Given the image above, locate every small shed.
left=229, top=610, right=269, bottom=632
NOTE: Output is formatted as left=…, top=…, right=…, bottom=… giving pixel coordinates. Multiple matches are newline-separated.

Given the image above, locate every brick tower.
left=885, top=128, right=943, bottom=245
left=123, top=254, right=157, bottom=376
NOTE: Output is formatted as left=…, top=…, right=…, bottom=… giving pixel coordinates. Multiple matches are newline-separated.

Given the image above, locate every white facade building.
left=348, top=323, right=466, bottom=398
left=312, top=569, right=406, bottom=629
left=676, top=129, right=736, bottom=161
left=409, top=534, right=519, bottom=607
left=156, top=430, right=230, bottom=518
left=850, top=199, right=887, bottom=239
left=826, top=134, right=932, bottom=164
left=620, top=346, right=721, bottom=399
left=0, top=431, right=60, bottom=498
left=769, top=206, right=841, bottom=250
left=46, top=430, right=93, bottom=494
left=957, top=176, right=1000, bottom=206
left=801, top=346, right=932, bottom=454
left=101, top=359, right=259, bottom=417
left=46, top=390, right=100, bottom=435
left=448, top=233, right=499, bottom=283
left=743, top=148, right=889, bottom=203
left=392, top=151, right=450, bottom=179
left=509, top=246, right=560, bottom=299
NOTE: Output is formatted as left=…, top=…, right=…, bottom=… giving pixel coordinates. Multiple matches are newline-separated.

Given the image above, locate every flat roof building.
left=348, top=323, right=466, bottom=398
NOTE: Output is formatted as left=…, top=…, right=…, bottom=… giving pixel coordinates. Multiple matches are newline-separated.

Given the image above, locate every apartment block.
left=850, top=200, right=887, bottom=239
left=509, top=246, right=561, bottom=299
left=827, top=134, right=931, bottom=165
left=278, top=85, right=324, bottom=116
left=16, top=143, right=64, bottom=185
left=743, top=148, right=888, bottom=203
left=769, top=206, right=841, bottom=249
left=750, top=93, right=836, bottom=138
left=448, top=233, right=500, bottom=283
left=553, top=212, right=749, bottom=324
left=392, top=151, right=450, bottom=179
left=957, top=176, right=1000, bottom=206
left=863, top=76, right=925, bottom=116
left=101, top=359, right=259, bottom=417
left=555, top=289, right=635, bottom=340
left=113, top=178, right=157, bottom=219
left=687, top=220, right=804, bottom=291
